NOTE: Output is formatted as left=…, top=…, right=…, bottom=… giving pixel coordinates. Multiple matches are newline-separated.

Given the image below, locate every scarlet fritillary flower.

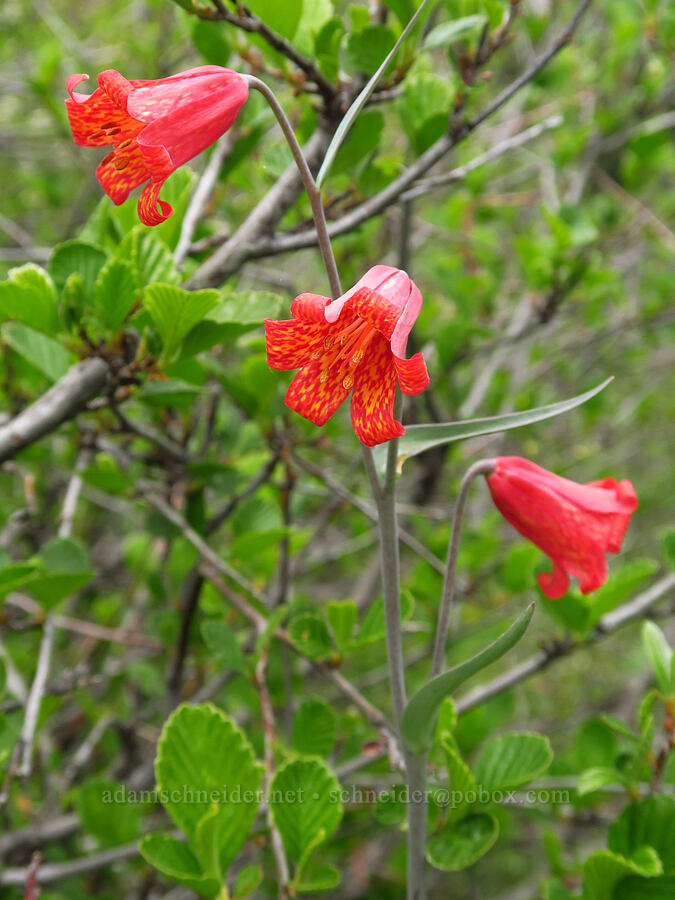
left=265, top=266, right=429, bottom=446
left=486, top=456, right=638, bottom=599
left=65, top=66, right=248, bottom=226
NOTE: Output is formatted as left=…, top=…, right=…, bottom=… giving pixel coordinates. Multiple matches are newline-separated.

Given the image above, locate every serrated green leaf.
left=201, top=621, right=247, bottom=673
left=354, top=590, right=414, bottom=647
left=94, top=257, right=138, bottom=331
left=117, top=227, right=179, bottom=288
left=423, top=14, right=487, bottom=50
left=77, top=778, right=140, bottom=845
left=626, top=714, right=654, bottom=785
left=246, top=0, right=303, bottom=40
left=155, top=703, right=263, bottom=879
left=398, top=71, right=453, bottom=154
left=292, top=697, right=338, bottom=757
left=609, top=795, right=675, bottom=875
left=233, top=864, right=263, bottom=898
left=316, top=0, right=433, bottom=187
left=40, top=537, right=89, bottom=573
left=48, top=240, right=108, bottom=297
left=376, top=379, right=613, bottom=474
left=295, top=863, right=341, bottom=893
left=474, top=732, right=552, bottom=790
left=346, top=25, right=397, bottom=76
left=269, top=757, right=343, bottom=864
left=288, top=613, right=333, bottom=660
left=315, top=18, right=344, bottom=81
left=2, top=322, right=70, bottom=382
left=0, top=264, right=59, bottom=335
left=211, top=290, right=283, bottom=325
left=326, top=600, right=357, bottom=654
left=427, top=812, right=498, bottom=871
left=145, top=283, right=220, bottom=364
left=332, top=110, right=385, bottom=176
left=583, top=847, right=662, bottom=900
left=642, top=621, right=672, bottom=694
left=401, top=604, right=534, bottom=754
left=615, top=876, right=675, bottom=899
left=442, top=738, right=476, bottom=822
left=139, top=834, right=220, bottom=899
left=577, top=766, right=625, bottom=796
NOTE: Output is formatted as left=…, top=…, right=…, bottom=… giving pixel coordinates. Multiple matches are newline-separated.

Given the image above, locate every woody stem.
left=431, top=458, right=496, bottom=679
left=363, top=394, right=427, bottom=900
left=244, top=76, right=342, bottom=299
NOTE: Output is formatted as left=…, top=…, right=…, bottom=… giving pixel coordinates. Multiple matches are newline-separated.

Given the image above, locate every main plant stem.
left=245, top=76, right=342, bottom=299
left=431, top=458, right=496, bottom=678
left=362, top=394, right=427, bottom=900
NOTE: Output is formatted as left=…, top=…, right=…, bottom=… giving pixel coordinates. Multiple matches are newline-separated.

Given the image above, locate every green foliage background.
left=0, top=0, right=673, bottom=898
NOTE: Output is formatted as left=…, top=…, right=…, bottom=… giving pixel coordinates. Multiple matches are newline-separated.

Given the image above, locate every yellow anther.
left=342, top=374, right=354, bottom=390
left=351, top=350, right=365, bottom=365
left=323, top=335, right=335, bottom=350
left=319, top=370, right=329, bottom=384
left=310, top=348, right=322, bottom=360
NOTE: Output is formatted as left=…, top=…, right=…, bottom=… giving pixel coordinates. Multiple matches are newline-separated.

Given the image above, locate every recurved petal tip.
left=66, top=73, right=91, bottom=103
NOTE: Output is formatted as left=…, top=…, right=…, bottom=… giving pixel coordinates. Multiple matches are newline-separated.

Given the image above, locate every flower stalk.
left=244, top=75, right=342, bottom=299
left=432, top=458, right=496, bottom=679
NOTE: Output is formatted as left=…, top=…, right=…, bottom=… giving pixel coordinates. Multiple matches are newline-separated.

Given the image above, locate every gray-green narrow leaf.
left=376, top=378, right=613, bottom=474
left=401, top=604, right=534, bottom=753
left=316, top=0, right=434, bottom=187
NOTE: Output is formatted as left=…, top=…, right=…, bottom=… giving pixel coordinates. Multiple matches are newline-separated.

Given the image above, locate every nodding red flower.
left=265, top=266, right=429, bottom=446
left=486, top=456, right=638, bottom=599
left=65, top=67, right=248, bottom=226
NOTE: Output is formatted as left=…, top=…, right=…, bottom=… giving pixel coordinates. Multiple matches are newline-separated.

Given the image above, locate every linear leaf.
left=316, top=0, right=435, bottom=187
left=401, top=604, right=534, bottom=753
left=376, top=378, right=613, bottom=474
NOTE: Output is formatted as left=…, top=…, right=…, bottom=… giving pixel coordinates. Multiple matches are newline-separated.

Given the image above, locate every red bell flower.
left=65, top=66, right=248, bottom=226
left=486, top=456, right=638, bottom=599
left=265, top=266, right=429, bottom=446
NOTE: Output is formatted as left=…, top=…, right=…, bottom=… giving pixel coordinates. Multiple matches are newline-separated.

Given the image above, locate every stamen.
left=352, top=349, right=365, bottom=365
left=89, top=130, right=106, bottom=140
left=319, top=370, right=329, bottom=384
left=310, top=348, right=322, bottom=360
left=114, top=156, right=130, bottom=170
left=100, top=150, right=115, bottom=166
left=100, top=120, right=117, bottom=129
left=323, top=335, right=334, bottom=350
left=117, top=138, right=133, bottom=150
left=342, top=374, right=354, bottom=390
left=107, top=127, right=122, bottom=136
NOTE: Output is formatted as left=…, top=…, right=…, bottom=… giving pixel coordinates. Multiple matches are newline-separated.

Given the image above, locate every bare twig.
left=255, top=647, right=290, bottom=897
left=457, top=572, right=675, bottom=714
left=204, top=0, right=336, bottom=101
left=205, top=0, right=593, bottom=265
left=143, top=489, right=266, bottom=605
left=174, top=134, right=235, bottom=268
left=185, top=128, right=332, bottom=289
left=0, top=358, right=109, bottom=464
left=58, top=448, right=91, bottom=538
left=0, top=840, right=140, bottom=886
left=431, top=459, right=496, bottom=678
left=400, top=114, right=564, bottom=202
left=291, top=452, right=445, bottom=575
left=1, top=618, right=56, bottom=805
left=112, top=407, right=189, bottom=463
